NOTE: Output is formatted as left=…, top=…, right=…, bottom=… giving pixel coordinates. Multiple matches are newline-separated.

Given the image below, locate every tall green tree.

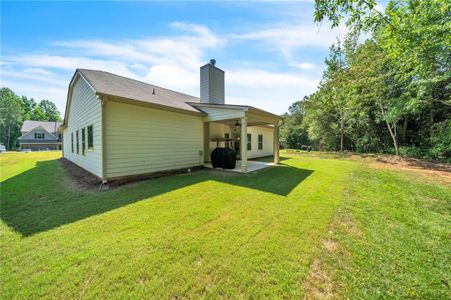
left=302, top=40, right=358, bottom=152
left=280, top=98, right=311, bottom=149
left=38, top=99, right=61, bottom=122
left=31, top=106, right=46, bottom=121
left=308, top=0, right=451, bottom=158
left=21, top=96, right=37, bottom=120
left=0, top=88, right=23, bottom=149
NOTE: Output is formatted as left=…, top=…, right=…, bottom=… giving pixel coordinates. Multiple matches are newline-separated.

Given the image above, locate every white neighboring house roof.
left=21, top=120, right=61, bottom=133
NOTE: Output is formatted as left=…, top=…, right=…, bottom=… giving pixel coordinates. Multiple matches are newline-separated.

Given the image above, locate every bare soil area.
left=370, top=155, right=451, bottom=183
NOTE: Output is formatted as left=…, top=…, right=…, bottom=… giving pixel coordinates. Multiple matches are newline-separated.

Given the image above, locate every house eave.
left=19, top=140, right=62, bottom=144
left=62, top=71, right=99, bottom=128
left=187, top=102, right=249, bottom=111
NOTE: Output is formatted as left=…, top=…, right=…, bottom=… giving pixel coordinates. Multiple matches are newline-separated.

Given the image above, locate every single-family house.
left=19, top=120, right=62, bottom=150
left=60, top=60, right=281, bottom=182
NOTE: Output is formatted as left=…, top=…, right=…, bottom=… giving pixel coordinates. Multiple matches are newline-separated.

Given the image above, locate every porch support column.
left=273, top=124, right=280, bottom=164
left=240, top=116, right=248, bottom=173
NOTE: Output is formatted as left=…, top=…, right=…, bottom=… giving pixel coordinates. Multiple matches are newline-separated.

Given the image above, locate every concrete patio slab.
left=204, top=160, right=275, bottom=173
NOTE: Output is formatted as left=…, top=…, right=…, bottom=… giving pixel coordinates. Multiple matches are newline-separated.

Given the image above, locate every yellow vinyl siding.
left=63, top=76, right=103, bottom=177
left=105, top=100, right=204, bottom=179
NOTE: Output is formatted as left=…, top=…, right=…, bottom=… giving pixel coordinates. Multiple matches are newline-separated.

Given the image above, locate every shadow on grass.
left=1, top=159, right=312, bottom=236
left=249, top=155, right=291, bottom=162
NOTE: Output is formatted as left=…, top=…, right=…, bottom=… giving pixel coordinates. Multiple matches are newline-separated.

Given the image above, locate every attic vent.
left=210, top=59, right=216, bottom=66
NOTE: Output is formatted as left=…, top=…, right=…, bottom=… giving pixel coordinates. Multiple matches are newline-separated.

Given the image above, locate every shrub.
left=399, top=146, right=424, bottom=159
left=428, top=120, right=451, bottom=161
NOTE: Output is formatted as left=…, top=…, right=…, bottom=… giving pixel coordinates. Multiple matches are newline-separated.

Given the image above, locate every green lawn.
left=1, top=151, right=449, bottom=299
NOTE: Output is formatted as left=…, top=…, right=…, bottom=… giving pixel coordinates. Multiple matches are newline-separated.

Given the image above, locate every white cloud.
left=230, top=23, right=347, bottom=59
left=226, top=69, right=318, bottom=113
left=293, top=62, right=316, bottom=69
left=6, top=54, right=137, bottom=78
left=22, top=67, right=56, bottom=76
left=146, top=64, right=198, bottom=96
left=1, top=20, right=343, bottom=115
left=228, top=69, right=316, bottom=87
left=1, top=78, right=68, bottom=111
left=1, top=68, right=62, bottom=84
left=52, top=22, right=222, bottom=70
left=169, top=22, right=223, bottom=48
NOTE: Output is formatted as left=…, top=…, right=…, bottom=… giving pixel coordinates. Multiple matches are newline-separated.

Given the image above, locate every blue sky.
left=1, top=1, right=348, bottom=114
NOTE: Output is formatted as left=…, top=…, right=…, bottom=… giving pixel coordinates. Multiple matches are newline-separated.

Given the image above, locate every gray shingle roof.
left=77, top=69, right=202, bottom=114
left=21, top=120, right=62, bottom=133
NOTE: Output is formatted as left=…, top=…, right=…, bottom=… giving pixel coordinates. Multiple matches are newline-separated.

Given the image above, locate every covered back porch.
left=191, top=103, right=280, bottom=173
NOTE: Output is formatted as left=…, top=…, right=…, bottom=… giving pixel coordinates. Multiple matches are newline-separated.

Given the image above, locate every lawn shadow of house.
left=217, top=164, right=313, bottom=196
left=1, top=158, right=313, bottom=237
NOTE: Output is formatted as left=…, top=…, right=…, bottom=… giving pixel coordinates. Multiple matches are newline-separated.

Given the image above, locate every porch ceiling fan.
left=233, top=120, right=241, bottom=131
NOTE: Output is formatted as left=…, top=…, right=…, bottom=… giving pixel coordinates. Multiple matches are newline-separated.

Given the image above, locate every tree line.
left=281, top=0, right=450, bottom=161
left=0, top=87, right=62, bottom=150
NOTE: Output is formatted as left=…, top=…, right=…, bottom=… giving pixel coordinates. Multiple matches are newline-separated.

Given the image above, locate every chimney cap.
left=210, top=59, right=216, bottom=66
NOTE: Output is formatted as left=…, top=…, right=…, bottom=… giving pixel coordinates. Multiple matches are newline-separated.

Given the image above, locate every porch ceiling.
left=204, top=110, right=280, bottom=126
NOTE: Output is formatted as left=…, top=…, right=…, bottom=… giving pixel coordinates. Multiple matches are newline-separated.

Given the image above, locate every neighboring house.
left=18, top=120, right=62, bottom=151
left=61, top=60, right=280, bottom=182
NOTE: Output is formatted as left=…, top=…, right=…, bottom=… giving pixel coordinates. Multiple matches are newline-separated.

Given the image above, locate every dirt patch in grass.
left=322, top=239, right=339, bottom=253
left=339, top=215, right=362, bottom=236
left=303, top=206, right=360, bottom=299
left=60, top=158, right=208, bottom=191
left=302, top=258, right=335, bottom=300
left=59, top=158, right=101, bottom=191
left=282, top=151, right=450, bottom=182
left=302, top=226, right=343, bottom=298
left=370, top=156, right=451, bottom=183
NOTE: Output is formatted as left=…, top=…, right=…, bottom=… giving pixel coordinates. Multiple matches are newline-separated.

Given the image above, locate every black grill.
left=210, top=147, right=237, bottom=169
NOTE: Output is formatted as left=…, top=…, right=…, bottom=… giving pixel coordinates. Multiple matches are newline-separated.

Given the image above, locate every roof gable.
left=19, top=125, right=58, bottom=140
left=21, top=120, right=61, bottom=133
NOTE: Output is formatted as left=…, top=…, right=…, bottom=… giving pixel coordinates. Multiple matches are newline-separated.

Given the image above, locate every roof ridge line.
left=78, top=69, right=200, bottom=100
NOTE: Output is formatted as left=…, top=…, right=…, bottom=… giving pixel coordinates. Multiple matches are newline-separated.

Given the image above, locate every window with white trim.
left=258, top=134, right=263, bottom=150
